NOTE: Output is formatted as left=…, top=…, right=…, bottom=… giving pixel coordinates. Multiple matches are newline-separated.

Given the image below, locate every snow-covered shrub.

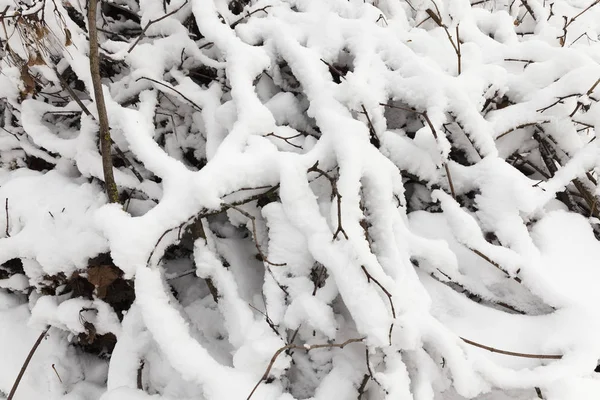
left=1, top=0, right=600, bottom=398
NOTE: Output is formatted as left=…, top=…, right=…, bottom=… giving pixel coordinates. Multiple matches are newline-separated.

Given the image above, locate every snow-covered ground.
left=2, top=0, right=600, bottom=398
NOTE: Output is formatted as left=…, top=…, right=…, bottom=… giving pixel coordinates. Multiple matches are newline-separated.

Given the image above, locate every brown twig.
left=147, top=222, right=187, bottom=266
left=7, top=326, right=50, bottom=400
left=557, top=1, right=600, bottom=46
left=137, top=360, right=144, bottom=390
left=426, top=5, right=461, bottom=75
left=88, top=0, right=120, bottom=204
left=519, top=0, right=537, bottom=20
left=361, top=265, right=395, bottom=344
left=246, top=338, right=365, bottom=400
left=496, top=120, right=551, bottom=139
left=460, top=337, right=562, bottom=359
left=379, top=103, right=456, bottom=198
left=136, top=77, right=202, bottom=112
left=469, top=247, right=512, bottom=277
left=128, top=0, right=189, bottom=53
left=422, top=112, right=457, bottom=198
left=308, top=162, right=349, bottom=240
left=455, top=25, right=462, bottom=75
left=230, top=5, right=271, bottom=28
left=265, top=132, right=304, bottom=149
left=51, top=364, right=62, bottom=383
left=357, top=374, right=370, bottom=399
left=536, top=93, right=579, bottom=113
left=569, top=77, right=600, bottom=117
left=224, top=204, right=286, bottom=266
left=360, top=266, right=396, bottom=319
left=4, top=198, right=9, bottom=237
left=361, top=105, right=380, bottom=148
left=566, top=0, right=599, bottom=28
left=55, top=68, right=144, bottom=182
left=249, top=303, right=280, bottom=337
left=535, top=387, right=544, bottom=399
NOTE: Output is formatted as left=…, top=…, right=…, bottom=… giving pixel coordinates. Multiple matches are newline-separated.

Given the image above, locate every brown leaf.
left=20, top=66, right=36, bottom=97
left=87, top=265, right=119, bottom=289
left=65, top=28, right=72, bottom=46
left=27, top=52, right=45, bottom=66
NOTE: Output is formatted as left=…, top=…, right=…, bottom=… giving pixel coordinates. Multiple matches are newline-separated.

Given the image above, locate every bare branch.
left=128, top=0, right=189, bottom=53
left=136, top=77, right=203, bottom=112
left=231, top=6, right=272, bottom=28
left=460, top=337, right=562, bottom=359
left=88, top=0, right=120, bottom=203
left=224, top=203, right=287, bottom=266
left=7, top=326, right=50, bottom=400
left=4, top=198, right=9, bottom=237
left=246, top=338, right=365, bottom=400
left=308, top=162, right=349, bottom=240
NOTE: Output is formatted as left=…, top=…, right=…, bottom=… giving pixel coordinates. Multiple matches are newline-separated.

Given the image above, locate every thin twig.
left=536, top=93, right=578, bottom=113
left=535, top=387, right=544, bottom=399
left=147, top=222, right=187, bottom=266
left=519, top=0, right=537, bottom=20
left=497, top=120, right=550, bottom=139
left=361, top=105, right=380, bottom=148
left=265, top=132, right=303, bottom=149
left=230, top=5, right=271, bottom=28
left=136, top=77, right=202, bottom=112
left=4, top=198, right=9, bottom=237
left=455, top=24, right=462, bottom=75
left=51, top=364, right=62, bottom=383
left=88, top=0, right=120, bottom=203
left=460, top=337, right=562, bottom=359
left=246, top=338, right=365, bottom=400
left=569, top=77, right=600, bottom=117
left=137, top=360, right=144, bottom=390
left=360, top=266, right=396, bottom=319
left=361, top=265, right=395, bottom=345
left=128, top=0, right=189, bottom=53
left=308, top=163, right=348, bottom=240
left=55, top=68, right=144, bottom=182
left=224, top=204, right=286, bottom=266
left=469, top=247, right=512, bottom=277
left=422, top=112, right=456, bottom=198
left=566, top=0, right=599, bottom=28
left=379, top=103, right=456, bottom=198
left=426, top=4, right=461, bottom=75
left=7, top=326, right=50, bottom=400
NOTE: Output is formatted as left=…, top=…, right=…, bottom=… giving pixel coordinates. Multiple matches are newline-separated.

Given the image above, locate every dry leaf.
left=65, top=28, right=72, bottom=46
left=87, top=265, right=119, bottom=289
left=20, top=66, right=36, bottom=97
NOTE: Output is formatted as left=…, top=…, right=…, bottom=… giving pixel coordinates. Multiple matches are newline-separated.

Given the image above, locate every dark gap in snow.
left=183, top=14, right=202, bottom=40
left=101, top=1, right=141, bottom=25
